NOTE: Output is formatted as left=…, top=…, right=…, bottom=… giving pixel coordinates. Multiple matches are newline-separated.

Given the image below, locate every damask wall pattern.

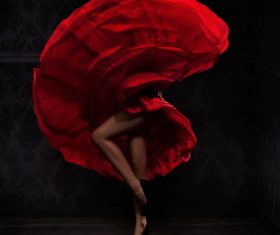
left=0, top=0, right=88, bottom=53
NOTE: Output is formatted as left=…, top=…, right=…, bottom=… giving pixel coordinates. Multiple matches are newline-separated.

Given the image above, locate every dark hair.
left=139, top=86, right=158, bottom=97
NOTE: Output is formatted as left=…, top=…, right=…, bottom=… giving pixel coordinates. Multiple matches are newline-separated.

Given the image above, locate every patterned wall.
left=254, top=1, right=280, bottom=233
left=0, top=0, right=278, bottom=232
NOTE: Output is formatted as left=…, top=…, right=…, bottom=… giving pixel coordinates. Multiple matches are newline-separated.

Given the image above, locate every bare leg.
left=91, top=109, right=150, bottom=205
left=127, top=130, right=148, bottom=180
left=128, top=131, right=148, bottom=235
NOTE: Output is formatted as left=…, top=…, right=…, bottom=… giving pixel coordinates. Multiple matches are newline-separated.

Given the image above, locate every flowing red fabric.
left=32, top=0, right=229, bottom=181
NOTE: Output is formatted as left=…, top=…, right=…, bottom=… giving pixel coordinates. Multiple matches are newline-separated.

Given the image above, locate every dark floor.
left=0, top=217, right=273, bottom=235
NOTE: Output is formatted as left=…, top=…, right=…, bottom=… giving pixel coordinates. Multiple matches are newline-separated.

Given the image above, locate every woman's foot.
left=133, top=214, right=148, bottom=235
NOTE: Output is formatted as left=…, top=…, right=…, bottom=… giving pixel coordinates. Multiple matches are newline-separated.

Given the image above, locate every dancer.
left=32, top=0, right=229, bottom=234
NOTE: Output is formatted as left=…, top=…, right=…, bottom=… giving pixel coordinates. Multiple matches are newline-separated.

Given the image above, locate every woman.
left=32, top=0, right=229, bottom=234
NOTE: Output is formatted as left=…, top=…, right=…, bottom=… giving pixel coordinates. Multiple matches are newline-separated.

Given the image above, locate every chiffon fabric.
left=32, top=0, right=229, bottom=181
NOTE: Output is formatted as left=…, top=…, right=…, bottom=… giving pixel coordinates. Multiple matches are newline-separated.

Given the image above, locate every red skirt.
left=32, top=0, right=229, bottom=181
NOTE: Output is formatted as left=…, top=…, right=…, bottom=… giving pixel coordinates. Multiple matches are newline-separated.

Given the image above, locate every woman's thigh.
left=92, top=109, right=153, bottom=140
left=127, top=127, right=147, bottom=158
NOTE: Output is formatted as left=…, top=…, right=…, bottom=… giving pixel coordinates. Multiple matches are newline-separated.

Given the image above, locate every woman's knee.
left=92, top=129, right=106, bottom=144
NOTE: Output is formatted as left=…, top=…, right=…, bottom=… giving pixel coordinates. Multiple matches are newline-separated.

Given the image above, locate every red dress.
left=32, top=0, right=229, bottom=181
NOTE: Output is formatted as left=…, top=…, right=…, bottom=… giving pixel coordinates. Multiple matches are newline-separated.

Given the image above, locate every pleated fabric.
left=32, top=0, right=229, bottom=181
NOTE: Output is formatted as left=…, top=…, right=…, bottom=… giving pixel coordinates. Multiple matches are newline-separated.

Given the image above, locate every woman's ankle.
left=131, top=182, right=147, bottom=205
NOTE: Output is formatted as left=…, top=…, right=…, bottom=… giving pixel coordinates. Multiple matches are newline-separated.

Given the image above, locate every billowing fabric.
left=32, top=0, right=229, bottom=181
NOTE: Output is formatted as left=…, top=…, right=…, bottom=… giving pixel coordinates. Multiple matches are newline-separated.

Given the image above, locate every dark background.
left=0, top=0, right=279, bottom=234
